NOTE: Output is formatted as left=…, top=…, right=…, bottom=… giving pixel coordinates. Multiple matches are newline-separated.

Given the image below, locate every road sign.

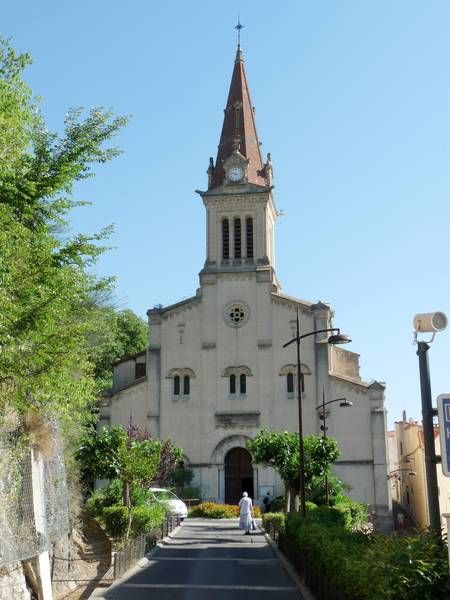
left=437, top=394, right=450, bottom=477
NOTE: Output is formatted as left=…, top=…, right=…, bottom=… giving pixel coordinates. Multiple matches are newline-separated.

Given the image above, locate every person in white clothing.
left=238, top=491, right=254, bottom=535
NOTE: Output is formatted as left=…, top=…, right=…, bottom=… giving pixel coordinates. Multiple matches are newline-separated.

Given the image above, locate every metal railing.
left=113, top=515, right=180, bottom=580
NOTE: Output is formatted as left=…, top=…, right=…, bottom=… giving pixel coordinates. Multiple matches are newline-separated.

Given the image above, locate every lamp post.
left=413, top=311, right=447, bottom=532
left=283, top=307, right=351, bottom=517
left=316, top=389, right=353, bottom=505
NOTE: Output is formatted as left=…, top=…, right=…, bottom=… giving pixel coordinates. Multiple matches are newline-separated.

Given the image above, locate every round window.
left=224, top=302, right=250, bottom=328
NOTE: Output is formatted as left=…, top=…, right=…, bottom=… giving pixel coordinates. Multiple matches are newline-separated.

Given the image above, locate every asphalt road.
left=99, top=519, right=304, bottom=599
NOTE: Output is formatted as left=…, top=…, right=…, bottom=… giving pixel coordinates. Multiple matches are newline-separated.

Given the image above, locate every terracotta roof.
left=210, top=46, right=267, bottom=188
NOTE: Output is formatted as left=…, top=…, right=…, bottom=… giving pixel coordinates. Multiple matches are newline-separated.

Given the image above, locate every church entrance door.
left=224, top=447, right=253, bottom=504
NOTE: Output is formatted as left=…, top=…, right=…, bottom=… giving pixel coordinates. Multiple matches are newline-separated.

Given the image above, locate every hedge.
left=283, top=511, right=450, bottom=600
left=189, top=502, right=261, bottom=519
left=101, top=504, right=167, bottom=538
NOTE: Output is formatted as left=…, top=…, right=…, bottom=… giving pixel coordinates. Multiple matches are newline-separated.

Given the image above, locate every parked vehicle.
left=149, top=487, right=188, bottom=519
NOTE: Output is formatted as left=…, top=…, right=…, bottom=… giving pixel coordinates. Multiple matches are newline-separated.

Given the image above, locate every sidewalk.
left=90, top=518, right=306, bottom=599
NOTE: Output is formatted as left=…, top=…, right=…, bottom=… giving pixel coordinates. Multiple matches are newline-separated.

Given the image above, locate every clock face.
left=228, top=166, right=244, bottom=182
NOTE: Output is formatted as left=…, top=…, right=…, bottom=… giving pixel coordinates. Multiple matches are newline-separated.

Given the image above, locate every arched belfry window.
left=222, top=218, right=229, bottom=260
left=173, top=375, right=180, bottom=396
left=246, top=217, right=253, bottom=259
left=234, top=217, right=241, bottom=259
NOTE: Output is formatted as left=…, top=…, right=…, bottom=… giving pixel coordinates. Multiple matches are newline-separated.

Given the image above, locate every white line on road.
left=119, top=583, right=298, bottom=591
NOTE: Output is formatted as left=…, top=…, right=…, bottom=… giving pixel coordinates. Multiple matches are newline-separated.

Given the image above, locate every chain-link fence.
left=0, top=423, right=71, bottom=567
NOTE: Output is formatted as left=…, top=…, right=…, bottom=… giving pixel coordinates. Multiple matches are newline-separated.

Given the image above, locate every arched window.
left=287, top=373, right=294, bottom=394
left=229, top=374, right=236, bottom=395
left=279, top=364, right=309, bottom=398
left=234, top=217, right=241, bottom=259
left=222, top=218, right=229, bottom=260
left=240, top=374, right=246, bottom=395
left=183, top=375, right=190, bottom=396
left=246, top=217, right=253, bottom=258
left=173, top=375, right=180, bottom=396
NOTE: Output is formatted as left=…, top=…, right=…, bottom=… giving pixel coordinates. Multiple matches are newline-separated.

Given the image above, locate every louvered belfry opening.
left=224, top=447, right=253, bottom=504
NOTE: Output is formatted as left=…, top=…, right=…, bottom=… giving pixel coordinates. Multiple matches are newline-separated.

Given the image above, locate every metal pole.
left=417, top=341, right=441, bottom=532
left=321, top=388, right=329, bottom=505
left=296, top=308, right=306, bottom=517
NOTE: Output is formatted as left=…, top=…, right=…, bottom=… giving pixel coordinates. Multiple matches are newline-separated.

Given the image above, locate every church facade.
left=101, top=45, right=392, bottom=530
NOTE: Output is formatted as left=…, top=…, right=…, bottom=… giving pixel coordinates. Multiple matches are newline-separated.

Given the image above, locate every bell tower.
left=196, top=44, right=279, bottom=289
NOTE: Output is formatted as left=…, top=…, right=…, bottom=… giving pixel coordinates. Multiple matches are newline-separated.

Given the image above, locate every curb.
left=262, top=529, right=315, bottom=600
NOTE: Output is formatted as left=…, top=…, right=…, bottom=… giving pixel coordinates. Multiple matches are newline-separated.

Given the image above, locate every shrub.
left=282, top=512, right=450, bottom=600
left=85, top=480, right=122, bottom=518
left=131, top=504, right=166, bottom=536
left=361, top=531, right=450, bottom=600
left=270, top=496, right=285, bottom=512
left=189, top=502, right=261, bottom=519
left=262, top=512, right=286, bottom=534
left=85, top=480, right=151, bottom=519
left=102, top=505, right=128, bottom=537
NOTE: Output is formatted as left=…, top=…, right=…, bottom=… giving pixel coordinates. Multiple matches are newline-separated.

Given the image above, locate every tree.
left=88, top=308, right=148, bottom=391
left=0, top=36, right=128, bottom=430
left=247, top=429, right=340, bottom=511
left=76, top=423, right=183, bottom=508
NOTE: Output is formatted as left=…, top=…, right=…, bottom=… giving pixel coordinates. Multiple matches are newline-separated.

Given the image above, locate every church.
left=100, top=43, right=392, bottom=531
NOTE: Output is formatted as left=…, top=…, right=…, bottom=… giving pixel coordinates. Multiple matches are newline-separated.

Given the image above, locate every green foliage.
left=88, top=308, right=148, bottom=390
left=189, top=502, right=261, bottom=519
left=262, top=512, right=286, bottom=533
left=98, top=502, right=167, bottom=539
left=0, top=36, right=128, bottom=430
left=282, top=512, right=450, bottom=600
left=77, top=426, right=128, bottom=480
left=102, top=505, right=129, bottom=538
left=268, top=496, right=286, bottom=512
left=247, top=429, right=340, bottom=488
left=85, top=479, right=151, bottom=518
left=306, top=473, right=345, bottom=505
left=77, top=424, right=182, bottom=517
left=360, top=532, right=450, bottom=600
left=167, top=467, right=201, bottom=500
left=131, top=505, right=166, bottom=536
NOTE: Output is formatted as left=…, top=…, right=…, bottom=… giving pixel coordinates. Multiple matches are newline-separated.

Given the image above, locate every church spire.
left=209, top=44, right=267, bottom=189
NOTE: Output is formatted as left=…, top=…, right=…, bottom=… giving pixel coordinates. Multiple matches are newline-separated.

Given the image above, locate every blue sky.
left=3, top=1, right=450, bottom=428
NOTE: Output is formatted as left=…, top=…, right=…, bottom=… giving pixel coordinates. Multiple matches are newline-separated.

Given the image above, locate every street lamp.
left=413, top=311, right=447, bottom=532
left=316, top=389, right=353, bottom=505
left=283, top=307, right=352, bottom=517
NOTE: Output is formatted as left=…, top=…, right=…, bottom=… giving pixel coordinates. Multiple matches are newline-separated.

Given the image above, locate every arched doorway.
left=224, top=447, right=254, bottom=504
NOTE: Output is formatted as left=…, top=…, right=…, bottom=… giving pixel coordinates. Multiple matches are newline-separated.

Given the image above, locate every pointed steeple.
left=210, top=46, right=267, bottom=189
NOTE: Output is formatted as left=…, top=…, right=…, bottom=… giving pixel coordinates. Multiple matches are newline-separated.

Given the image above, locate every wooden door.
left=224, top=447, right=253, bottom=504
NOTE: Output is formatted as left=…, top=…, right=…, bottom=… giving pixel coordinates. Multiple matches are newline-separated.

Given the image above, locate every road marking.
left=148, top=557, right=279, bottom=563
left=120, top=583, right=298, bottom=591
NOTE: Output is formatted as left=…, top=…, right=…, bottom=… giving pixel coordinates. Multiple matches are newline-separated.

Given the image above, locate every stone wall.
left=0, top=562, right=32, bottom=600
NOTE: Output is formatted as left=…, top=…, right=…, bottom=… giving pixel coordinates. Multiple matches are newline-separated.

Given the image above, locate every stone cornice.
left=330, top=373, right=370, bottom=390
left=270, top=292, right=313, bottom=313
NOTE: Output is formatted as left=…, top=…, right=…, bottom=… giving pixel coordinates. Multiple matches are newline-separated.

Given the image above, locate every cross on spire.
left=235, top=17, right=244, bottom=46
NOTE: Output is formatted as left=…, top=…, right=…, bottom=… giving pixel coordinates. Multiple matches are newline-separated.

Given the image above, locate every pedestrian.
left=262, top=491, right=272, bottom=513
left=238, top=491, right=254, bottom=535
